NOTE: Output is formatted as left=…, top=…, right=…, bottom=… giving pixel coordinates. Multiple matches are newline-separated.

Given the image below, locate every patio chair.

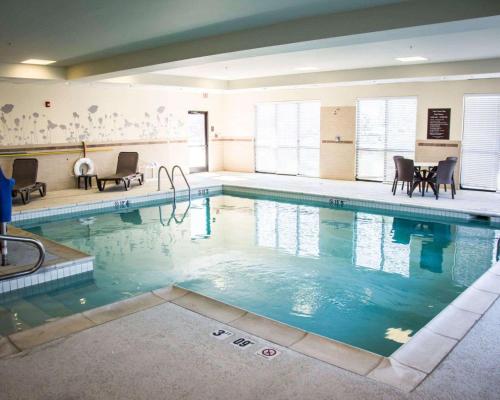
left=96, top=152, right=144, bottom=191
left=11, top=158, right=47, bottom=205
left=429, top=159, right=457, bottom=199
left=427, top=156, right=458, bottom=193
left=393, top=158, right=421, bottom=197
left=392, top=155, right=404, bottom=193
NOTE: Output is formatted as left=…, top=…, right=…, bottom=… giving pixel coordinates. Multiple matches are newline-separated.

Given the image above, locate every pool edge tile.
left=367, top=357, right=427, bottom=392
left=152, top=286, right=189, bottom=302
left=172, top=290, right=246, bottom=324
left=8, top=313, right=95, bottom=350
left=290, top=332, right=383, bottom=376
left=472, top=271, right=500, bottom=294
left=424, top=305, right=480, bottom=340
left=83, top=293, right=165, bottom=325
left=391, top=328, right=457, bottom=374
left=229, top=312, right=306, bottom=347
left=452, top=286, right=499, bottom=315
left=0, top=336, right=20, bottom=358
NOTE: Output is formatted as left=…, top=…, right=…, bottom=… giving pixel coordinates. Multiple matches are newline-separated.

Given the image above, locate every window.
left=356, top=97, right=417, bottom=182
left=255, top=101, right=320, bottom=177
left=461, top=95, right=500, bottom=191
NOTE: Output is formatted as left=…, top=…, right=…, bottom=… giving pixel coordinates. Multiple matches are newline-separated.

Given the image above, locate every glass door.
left=187, top=111, right=208, bottom=173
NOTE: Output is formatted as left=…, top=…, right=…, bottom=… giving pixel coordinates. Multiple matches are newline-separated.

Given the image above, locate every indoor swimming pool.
left=2, top=193, right=499, bottom=356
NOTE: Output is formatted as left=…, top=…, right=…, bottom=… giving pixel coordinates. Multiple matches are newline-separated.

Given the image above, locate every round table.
left=411, top=162, right=439, bottom=197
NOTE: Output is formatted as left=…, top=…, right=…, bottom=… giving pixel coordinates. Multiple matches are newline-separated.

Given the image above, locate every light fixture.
left=21, top=59, right=56, bottom=65
left=395, top=56, right=428, bottom=62
left=295, top=66, right=319, bottom=72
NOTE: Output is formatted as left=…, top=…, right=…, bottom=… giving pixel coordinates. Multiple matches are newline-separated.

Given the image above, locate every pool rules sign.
left=427, top=108, right=451, bottom=140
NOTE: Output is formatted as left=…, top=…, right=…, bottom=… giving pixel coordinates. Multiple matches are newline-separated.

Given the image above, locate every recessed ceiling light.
left=395, top=56, right=428, bottom=62
left=295, top=67, right=319, bottom=72
left=21, top=59, right=56, bottom=65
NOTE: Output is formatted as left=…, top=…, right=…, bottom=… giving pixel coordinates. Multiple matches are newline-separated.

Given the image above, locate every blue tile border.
left=10, top=183, right=497, bottom=226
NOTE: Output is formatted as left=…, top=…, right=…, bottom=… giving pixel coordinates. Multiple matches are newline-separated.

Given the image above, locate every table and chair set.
left=392, top=156, right=457, bottom=199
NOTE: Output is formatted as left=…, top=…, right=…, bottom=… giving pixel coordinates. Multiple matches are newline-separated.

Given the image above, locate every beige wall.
left=221, top=78, right=500, bottom=180
left=2, top=78, right=500, bottom=187
left=0, top=82, right=226, bottom=188
left=320, top=106, right=356, bottom=180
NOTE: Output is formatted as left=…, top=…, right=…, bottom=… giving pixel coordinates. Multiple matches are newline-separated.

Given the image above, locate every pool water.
left=2, top=194, right=499, bottom=356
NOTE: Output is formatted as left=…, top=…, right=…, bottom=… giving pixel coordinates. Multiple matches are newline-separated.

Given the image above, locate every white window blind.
left=255, top=101, right=320, bottom=177
left=461, top=95, right=500, bottom=191
left=356, top=97, right=417, bottom=182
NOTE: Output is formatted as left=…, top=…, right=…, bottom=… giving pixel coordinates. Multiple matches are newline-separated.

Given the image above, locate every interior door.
left=188, top=111, right=208, bottom=173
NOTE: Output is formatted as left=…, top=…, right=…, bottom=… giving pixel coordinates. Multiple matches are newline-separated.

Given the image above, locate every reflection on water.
left=2, top=195, right=499, bottom=356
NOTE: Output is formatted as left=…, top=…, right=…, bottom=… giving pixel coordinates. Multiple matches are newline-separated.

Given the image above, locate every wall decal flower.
left=1, top=104, right=14, bottom=114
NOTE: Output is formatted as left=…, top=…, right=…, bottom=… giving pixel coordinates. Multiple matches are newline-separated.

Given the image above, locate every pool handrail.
left=158, top=165, right=176, bottom=205
left=0, top=233, right=45, bottom=281
left=171, top=165, right=191, bottom=204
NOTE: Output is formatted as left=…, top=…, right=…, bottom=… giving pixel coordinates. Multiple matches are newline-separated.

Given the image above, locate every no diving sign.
left=256, top=347, right=280, bottom=360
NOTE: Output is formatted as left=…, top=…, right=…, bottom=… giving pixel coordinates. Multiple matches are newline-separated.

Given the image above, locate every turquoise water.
left=2, top=194, right=499, bottom=355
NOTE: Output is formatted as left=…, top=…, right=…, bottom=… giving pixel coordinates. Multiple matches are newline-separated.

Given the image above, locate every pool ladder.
left=0, top=230, right=46, bottom=281
left=157, top=165, right=191, bottom=208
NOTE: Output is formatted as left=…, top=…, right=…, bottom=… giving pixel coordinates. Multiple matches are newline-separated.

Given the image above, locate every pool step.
left=0, top=226, right=94, bottom=296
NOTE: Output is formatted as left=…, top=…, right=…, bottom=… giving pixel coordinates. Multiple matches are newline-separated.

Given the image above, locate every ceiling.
left=0, top=0, right=404, bottom=66
left=152, top=21, right=500, bottom=80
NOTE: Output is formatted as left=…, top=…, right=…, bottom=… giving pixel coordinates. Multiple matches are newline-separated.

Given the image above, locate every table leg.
left=427, top=182, right=438, bottom=197
left=409, top=181, right=421, bottom=197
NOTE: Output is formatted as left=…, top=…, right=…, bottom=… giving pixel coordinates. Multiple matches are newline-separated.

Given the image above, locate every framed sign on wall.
left=427, top=108, right=451, bottom=140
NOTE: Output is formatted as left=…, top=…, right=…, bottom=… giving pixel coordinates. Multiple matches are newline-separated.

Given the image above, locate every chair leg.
left=401, top=182, right=404, bottom=191
left=451, top=183, right=455, bottom=199
left=39, top=184, right=47, bottom=197
left=23, top=190, right=31, bottom=204
left=435, top=184, right=439, bottom=200
left=444, top=184, right=447, bottom=192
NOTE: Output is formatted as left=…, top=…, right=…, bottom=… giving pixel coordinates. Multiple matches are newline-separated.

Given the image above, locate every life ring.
left=74, top=158, right=95, bottom=176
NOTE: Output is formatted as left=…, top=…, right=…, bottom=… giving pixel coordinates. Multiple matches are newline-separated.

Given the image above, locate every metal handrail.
left=0, top=234, right=46, bottom=281
left=158, top=165, right=176, bottom=207
left=158, top=164, right=190, bottom=208
left=171, top=165, right=191, bottom=203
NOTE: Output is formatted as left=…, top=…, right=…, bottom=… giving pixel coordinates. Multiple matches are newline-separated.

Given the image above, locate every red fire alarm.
left=45, top=101, right=51, bottom=108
